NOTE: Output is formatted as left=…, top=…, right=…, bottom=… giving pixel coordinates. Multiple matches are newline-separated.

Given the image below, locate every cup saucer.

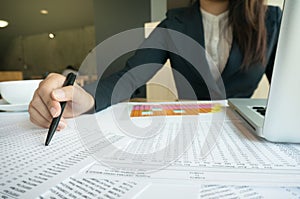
left=0, top=99, right=28, bottom=112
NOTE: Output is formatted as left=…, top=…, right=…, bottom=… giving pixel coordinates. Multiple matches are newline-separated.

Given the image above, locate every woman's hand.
left=29, top=73, right=95, bottom=130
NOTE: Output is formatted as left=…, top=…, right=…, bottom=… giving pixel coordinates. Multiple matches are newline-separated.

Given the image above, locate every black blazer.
left=94, top=2, right=282, bottom=111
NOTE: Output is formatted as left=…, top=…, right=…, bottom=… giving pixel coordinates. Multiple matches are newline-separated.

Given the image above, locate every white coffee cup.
left=0, top=79, right=42, bottom=105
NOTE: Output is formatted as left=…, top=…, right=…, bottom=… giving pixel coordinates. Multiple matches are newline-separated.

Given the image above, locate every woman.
left=29, top=0, right=282, bottom=129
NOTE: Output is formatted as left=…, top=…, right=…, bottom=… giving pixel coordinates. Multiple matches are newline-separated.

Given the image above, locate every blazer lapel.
left=185, top=1, right=205, bottom=48
left=184, top=1, right=226, bottom=99
left=221, top=39, right=243, bottom=80
left=174, top=1, right=244, bottom=82
left=168, top=1, right=228, bottom=99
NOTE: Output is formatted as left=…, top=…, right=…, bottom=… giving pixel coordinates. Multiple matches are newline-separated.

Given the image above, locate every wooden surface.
left=0, top=71, right=23, bottom=82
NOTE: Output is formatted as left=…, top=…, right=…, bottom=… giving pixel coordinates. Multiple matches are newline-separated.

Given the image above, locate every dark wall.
left=93, top=0, right=151, bottom=97
left=167, top=0, right=191, bottom=9
left=94, top=0, right=151, bottom=45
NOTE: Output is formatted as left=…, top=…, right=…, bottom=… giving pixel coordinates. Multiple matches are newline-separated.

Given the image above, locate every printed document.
left=1, top=101, right=300, bottom=199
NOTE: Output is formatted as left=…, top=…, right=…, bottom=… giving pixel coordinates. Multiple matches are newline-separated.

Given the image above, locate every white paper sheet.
left=197, top=185, right=300, bottom=199
left=39, top=176, right=150, bottom=199
left=0, top=112, right=150, bottom=199
left=0, top=113, right=95, bottom=198
left=1, top=101, right=300, bottom=199
left=74, top=103, right=300, bottom=186
left=133, top=184, right=300, bottom=199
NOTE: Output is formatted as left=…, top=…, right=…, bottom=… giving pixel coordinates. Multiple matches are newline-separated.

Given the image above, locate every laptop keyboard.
left=252, top=106, right=266, bottom=116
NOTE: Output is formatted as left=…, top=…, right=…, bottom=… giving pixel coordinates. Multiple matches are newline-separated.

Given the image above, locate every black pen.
left=45, top=73, right=77, bottom=146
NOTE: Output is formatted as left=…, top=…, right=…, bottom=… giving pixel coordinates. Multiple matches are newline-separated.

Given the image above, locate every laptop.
left=228, top=0, right=300, bottom=143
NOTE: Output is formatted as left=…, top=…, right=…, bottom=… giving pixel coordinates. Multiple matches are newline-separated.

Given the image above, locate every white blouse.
left=201, top=8, right=233, bottom=80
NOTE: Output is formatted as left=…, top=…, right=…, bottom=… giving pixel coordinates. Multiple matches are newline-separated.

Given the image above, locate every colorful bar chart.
left=130, top=103, right=223, bottom=117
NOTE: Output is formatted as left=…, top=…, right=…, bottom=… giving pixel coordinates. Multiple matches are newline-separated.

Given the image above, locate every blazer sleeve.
left=93, top=18, right=179, bottom=111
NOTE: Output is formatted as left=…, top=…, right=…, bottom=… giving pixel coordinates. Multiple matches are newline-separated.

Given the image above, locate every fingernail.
left=50, top=107, right=57, bottom=117
left=58, top=121, right=66, bottom=129
left=53, top=89, right=65, bottom=100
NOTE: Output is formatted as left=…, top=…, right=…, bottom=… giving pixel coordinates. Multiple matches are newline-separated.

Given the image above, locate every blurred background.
left=0, top=0, right=284, bottom=99
left=0, top=0, right=191, bottom=80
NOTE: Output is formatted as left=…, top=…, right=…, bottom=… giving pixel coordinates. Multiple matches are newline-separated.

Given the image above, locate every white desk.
left=0, top=102, right=300, bottom=198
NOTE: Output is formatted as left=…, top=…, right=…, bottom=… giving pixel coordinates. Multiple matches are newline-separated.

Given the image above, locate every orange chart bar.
left=130, top=103, right=223, bottom=117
